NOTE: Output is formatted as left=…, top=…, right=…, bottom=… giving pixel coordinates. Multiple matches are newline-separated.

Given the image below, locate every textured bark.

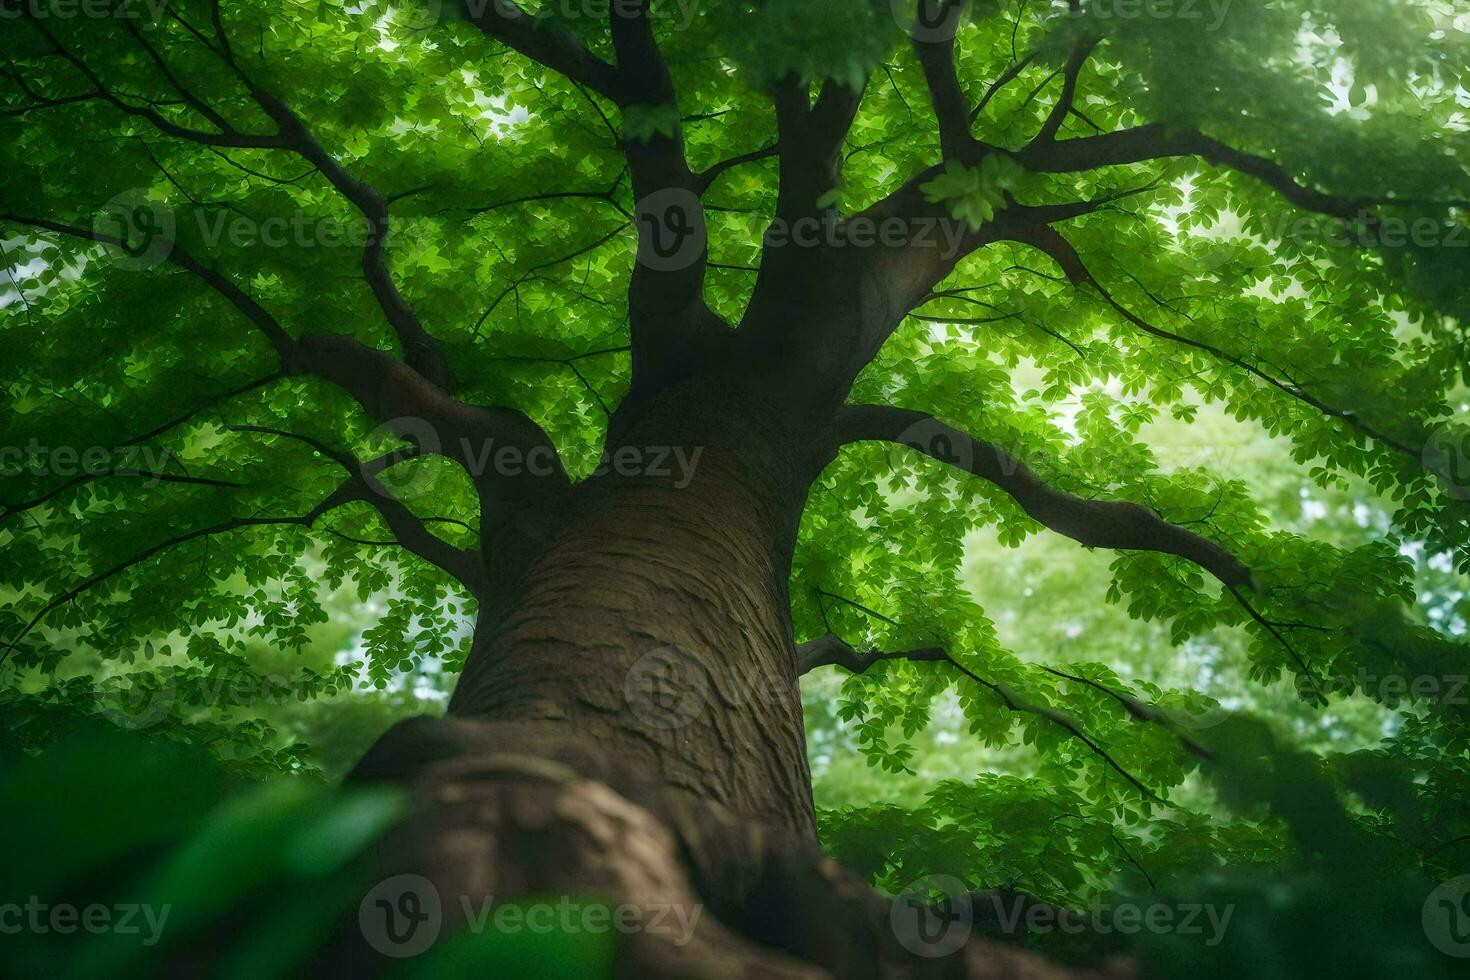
left=343, top=378, right=1130, bottom=977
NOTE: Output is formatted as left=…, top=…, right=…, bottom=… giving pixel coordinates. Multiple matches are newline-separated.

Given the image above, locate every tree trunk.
left=341, top=378, right=1127, bottom=978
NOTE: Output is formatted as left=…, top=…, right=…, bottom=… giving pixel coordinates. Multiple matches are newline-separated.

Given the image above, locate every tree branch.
left=461, top=0, right=621, bottom=101
left=1028, top=37, right=1098, bottom=146
left=911, top=1, right=973, bottom=160
left=999, top=222, right=1429, bottom=464
left=225, top=425, right=488, bottom=591
left=795, top=633, right=947, bottom=675
left=769, top=75, right=865, bottom=219
left=695, top=142, right=779, bottom=193
left=0, top=213, right=568, bottom=494
left=832, top=403, right=1255, bottom=590
left=0, top=470, right=246, bottom=525
left=0, top=504, right=353, bottom=669
left=230, top=71, right=451, bottom=387
left=797, top=632, right=1164, bottom=803
left=21, top=19, right=282, bottom=148
left=0, top=212, right=295, bottom=358
left=1015, top=123, right=1470, bottom=219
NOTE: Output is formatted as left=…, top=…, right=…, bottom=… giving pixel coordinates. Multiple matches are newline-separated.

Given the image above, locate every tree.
left=3, top=0, right=1469, bottom=975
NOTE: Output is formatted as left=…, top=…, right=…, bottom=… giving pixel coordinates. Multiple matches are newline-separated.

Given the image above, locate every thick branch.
left=0, top=214, right=568, bottom=493
left=769, top=76, right=865, bottom=219
left=461, top=0, right=621, bottom=101
left=911, top=1, right=972, bottom=160
left=241, top=87, right=451, bottom=388
left=833, top=404, right=1255, bottom=589
left=286, top=335, right=569, bottom=490
left=1015, top=123, right=1470, bottom=219
left=795, top=633, right=947, bottom=675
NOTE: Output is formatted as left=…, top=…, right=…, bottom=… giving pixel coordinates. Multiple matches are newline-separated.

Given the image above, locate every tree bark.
left=341, top=378, right=1128, bottom=977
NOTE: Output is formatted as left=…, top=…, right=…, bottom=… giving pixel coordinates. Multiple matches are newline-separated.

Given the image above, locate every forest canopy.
left=2, top=0, right=1470, bottom=977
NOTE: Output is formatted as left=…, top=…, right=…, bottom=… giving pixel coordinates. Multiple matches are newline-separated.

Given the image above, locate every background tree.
left=3, top=1, right=1469, bottom=976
